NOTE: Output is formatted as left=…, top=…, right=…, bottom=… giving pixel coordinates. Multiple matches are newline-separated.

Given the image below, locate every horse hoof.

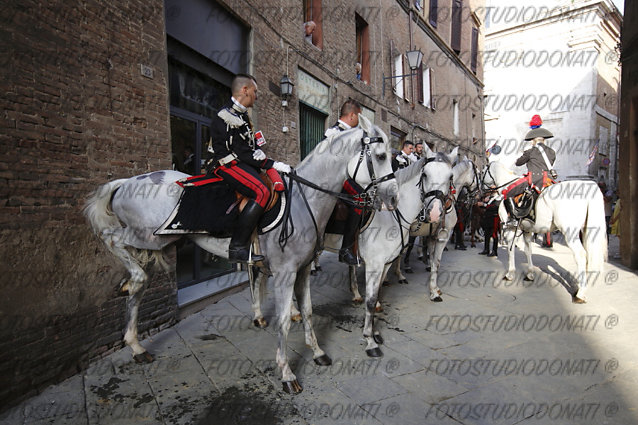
left=253, top=318, right=268, bottom=328
left=382, top=281, right=390, bottom=287
left=375, top=305, right=384, bottom=313
left=310, top=270, right=318, bottom=276
left=352, top=297, right=364, bottom=305
left=313, top=354, right=332, bottom=366
left=373, top=334, right=384, bottom=345
left=404, top=268, right=413, bottom=274
left=426, top=267, right=431, bottom=272
left=399, top=279, right=408, bottom=284
left=315, top=265, right=322, bottom=271
left=431, top=296, right=443, bottom=303
left=133, top=351, right=154, bottom=364
left=282, top=380, right=303, bottom=394
left=572, top=296, right=587, bottom=304
left=366, top=347, right=384, bottom=358
left=291, top=313, right=302, bottom=322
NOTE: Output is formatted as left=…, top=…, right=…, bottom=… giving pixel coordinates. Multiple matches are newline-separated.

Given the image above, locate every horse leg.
left=273, top=270, right=302, bottom=393
left=349, top=265, right=363, bottom=304
left=564, top=233, right=588, bottom=303
left=294, top=264, right=331, bottom=365
left=251, top=271, right=268, bottom=328
left=363, top=263, right=390, bottom=357
left=395, top=256, right=408, bottom=284
left=428, top=234, right=447, bottom=302
left=502, top=228, right=516, bottom=281
left=101, top=230, right=154, bottom=362
left=522, top=231, right=536, bottom=281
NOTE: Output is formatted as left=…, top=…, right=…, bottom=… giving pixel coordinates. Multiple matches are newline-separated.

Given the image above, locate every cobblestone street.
left=3, top=235, right=636, bottom=425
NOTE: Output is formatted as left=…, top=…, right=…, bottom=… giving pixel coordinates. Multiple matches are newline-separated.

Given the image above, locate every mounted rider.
left=500, top=115, right=557, bottom=217
left=515, top=115, right=557, bottom=188
left=325, top=99, right=364, bottom=265
left=207, top=73, right=292, bottom=263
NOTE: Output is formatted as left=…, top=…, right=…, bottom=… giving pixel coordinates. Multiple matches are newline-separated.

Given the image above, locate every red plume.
left=529, top=115, right=542, bottom=129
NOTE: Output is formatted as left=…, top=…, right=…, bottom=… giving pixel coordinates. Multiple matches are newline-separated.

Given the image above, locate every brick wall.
left=0, top=0, right=176, bottom=410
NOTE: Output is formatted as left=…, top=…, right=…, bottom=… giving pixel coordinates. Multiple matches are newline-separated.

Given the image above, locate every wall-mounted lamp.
left=382, top=48, right=423, bottom=96
left=280, top=74, right=294, bottom=107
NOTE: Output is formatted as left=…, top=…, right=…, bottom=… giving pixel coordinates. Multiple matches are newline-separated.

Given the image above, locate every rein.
left=277, top=133, right=396, bottom=252
left=482, top=162, right=518, bottom=192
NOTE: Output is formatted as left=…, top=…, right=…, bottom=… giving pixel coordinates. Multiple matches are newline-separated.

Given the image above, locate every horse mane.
left=295, top=128, right=361, bottom=177
left=395, top=156, right=426, bottom=185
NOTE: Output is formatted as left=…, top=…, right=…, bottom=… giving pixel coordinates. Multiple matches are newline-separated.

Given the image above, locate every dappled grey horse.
left=84, top=114, right=398, bottom=393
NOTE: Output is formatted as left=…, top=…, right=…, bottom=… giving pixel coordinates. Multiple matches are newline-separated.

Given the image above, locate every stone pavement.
left=2, top=234, right=637, bottom=425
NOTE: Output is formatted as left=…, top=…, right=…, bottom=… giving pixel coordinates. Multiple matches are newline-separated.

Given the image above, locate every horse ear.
left=423, top=143, right=435, bottom=158
left=358, top=113, right=372, bottom=133
left=448, top=147, right=459, bottom=164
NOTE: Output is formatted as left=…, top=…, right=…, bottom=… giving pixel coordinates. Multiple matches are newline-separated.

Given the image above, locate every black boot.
left=339, top=208, right=361, bottom=265
left=454, top=228, right=467, bottom=250
left=479, top=235, right=490, bottom=255
left=488, top=237, right=498, bottom=257
left=228, top=200, right=265, bottom=263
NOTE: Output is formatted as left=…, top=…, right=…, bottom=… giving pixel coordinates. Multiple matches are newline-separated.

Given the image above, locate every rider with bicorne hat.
left=207, top=74, right=292, bottom=263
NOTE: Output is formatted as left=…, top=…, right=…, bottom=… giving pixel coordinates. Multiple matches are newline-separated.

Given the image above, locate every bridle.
left=481, top=161, right=518, bottom=193
left=279, top=131, right=396, bottom=252
left=417, top=156, right=454, bottom=222
left=348, top=134, right=397, bottom=208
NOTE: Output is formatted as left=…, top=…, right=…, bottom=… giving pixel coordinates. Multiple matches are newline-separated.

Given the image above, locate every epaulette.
left=218, top=108, right=245, bottom=128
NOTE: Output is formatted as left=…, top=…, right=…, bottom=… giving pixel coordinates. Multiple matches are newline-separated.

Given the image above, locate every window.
left=451, top=0, right=462, bottom=54
left=303, top=0, right=323, bottom=49
left=453, top=100, right=459, bottom=136
left=355, top=14, right=370, bottom=84
left=471, top=27, right=478, bottom=73
left=299, top=102, right=328, bottom=159
left=429, top=0, right=438, bottom=28
left=390, top=127, right=407, bottom=151
left=417, top=65, right=432, bottom=108
left=393, top=53, right=404, bottom=98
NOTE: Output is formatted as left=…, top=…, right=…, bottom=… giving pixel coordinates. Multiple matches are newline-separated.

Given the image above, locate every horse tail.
left=84, top=179, right=171, bottom=276
left=84, top=179, right=129, bottom=237
left=582, top=187, right=607, bottom=278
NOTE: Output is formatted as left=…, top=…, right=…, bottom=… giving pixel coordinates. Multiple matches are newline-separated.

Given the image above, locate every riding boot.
left=488, top=237, right=498, bottom=257
left=454, top=228, right=467, bottom=250
left=228, top=200, right=265, bottom=263
left=339, top=208, right=361, bottom=265
left=479, top=234, right=491, bottom=255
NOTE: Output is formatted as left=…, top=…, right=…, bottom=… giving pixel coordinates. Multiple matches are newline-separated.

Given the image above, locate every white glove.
left=272, top=161, right=291, bottom=174
left=253, top=149, right=266, bottom=161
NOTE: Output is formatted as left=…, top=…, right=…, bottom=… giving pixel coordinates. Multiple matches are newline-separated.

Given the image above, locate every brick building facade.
left=0, top=0, right=485, bottom=409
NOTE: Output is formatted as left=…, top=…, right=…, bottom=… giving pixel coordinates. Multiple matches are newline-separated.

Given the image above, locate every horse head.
left=482, top=161, right=516, bottom=191
left=419, top=145, right=457, bottom=223
left=346, top=114, right=399, bottom=211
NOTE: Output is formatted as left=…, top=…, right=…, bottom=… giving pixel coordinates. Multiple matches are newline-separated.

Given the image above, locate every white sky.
left=612, top=0, right=624, bottom=14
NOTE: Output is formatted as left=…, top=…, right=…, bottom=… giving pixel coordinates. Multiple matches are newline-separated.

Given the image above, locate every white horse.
left=84, top=114, right=399, bottom=394
left=383, top=156, right=480, bottom=292
left=482, top=161, right=607, bottom=302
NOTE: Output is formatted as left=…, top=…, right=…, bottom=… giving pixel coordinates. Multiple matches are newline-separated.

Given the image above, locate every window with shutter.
left=393, top=54, right=404, bottom=98
left=451, top=0, right=462, bottom=54
left=471, top=27, right=478, bottom=73
left=429, top=0, right=438, bottom=28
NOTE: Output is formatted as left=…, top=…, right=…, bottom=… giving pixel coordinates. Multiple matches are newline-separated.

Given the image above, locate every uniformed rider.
left=515, top=115, right=557, bottom=188
left=207, top=74, right=291, bottom=263
left=325, top=99, right=363, bottom=265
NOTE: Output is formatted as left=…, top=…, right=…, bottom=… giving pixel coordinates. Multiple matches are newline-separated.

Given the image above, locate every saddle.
left=154, top=172, right=286, bottom=237
left=504, top=172, right=556, bottom=220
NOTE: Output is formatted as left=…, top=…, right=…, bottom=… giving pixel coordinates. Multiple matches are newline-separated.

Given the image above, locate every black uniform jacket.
left=208, top=103, right=274, bottom=171
left=515, top=144, right=556, bottom=180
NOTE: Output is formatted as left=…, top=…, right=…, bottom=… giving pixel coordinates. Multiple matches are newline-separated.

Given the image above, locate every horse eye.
left=377, top=153, right=386, bottom=161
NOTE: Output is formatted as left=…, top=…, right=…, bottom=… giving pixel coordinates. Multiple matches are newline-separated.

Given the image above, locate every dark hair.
left=231, top=74, right=257, bottom=95
left=415, top=140, right=423, bottom=146
left=339, top=99, right=362, bottom=117
left=402, top=140, right=414, bottom=148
